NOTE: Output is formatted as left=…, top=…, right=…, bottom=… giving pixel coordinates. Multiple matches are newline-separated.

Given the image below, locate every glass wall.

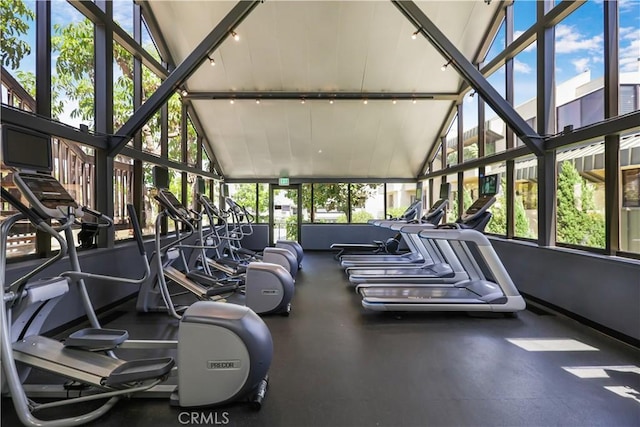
left=350, top=184, right=384, bottom=223
left=555, top=141, right=605, bottom=249
left=313, top=183, right=348, bottom=223
left=445, top=115, right=458, bottom=167
left=113, top=42, right=134, bottom=132
left=386, top=183, right=417, bottom=219
left=515, top=155, right=538, bottom=239
left=113, top=155, right=134, bottom=240
left=619, top=1, right=640, bottom=116
left=484, top=163, right=507, bottom=236
left=51, top=2, right=95, bottom=129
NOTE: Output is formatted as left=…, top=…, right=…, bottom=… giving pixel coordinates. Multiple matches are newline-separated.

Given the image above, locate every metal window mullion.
left=536, top=0, right=556, bottom=247
left=181, top=103, right=188, bottom=205
left=95, top=0, right=115, bottom=248
left=604, top=0, right=620, bottom=255
left=347, top=183, right=352, bottom=223
left=132, top=1, right=144, bottom=225
left=35, top=0, right=52, bottom=257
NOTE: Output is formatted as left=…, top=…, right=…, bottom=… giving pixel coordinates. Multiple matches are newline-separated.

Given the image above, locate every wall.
left=300, top=224, right=398, bottom=250
left=491, top=239, right=640, bottom=342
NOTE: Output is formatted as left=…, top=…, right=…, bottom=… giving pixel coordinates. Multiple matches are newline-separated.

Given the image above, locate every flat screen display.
left=479, top=174, right=499, bottom=196
left=196, top=177, right=206, bottom=194
left=439, top=183, right=451, bottom=199
left=1, top=126, right=52, bottom=172
left=153, top=166, right=170, bottom=189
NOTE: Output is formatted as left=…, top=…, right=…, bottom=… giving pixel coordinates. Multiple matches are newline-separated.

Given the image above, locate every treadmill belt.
left=359, top=286, right=485, bottom=304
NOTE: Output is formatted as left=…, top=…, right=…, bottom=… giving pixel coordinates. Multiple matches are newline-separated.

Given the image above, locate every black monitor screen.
left=153, top=166, right=169, bottom=189
left=2, top=126, right=52, bottom=172
left=439, top=183, right=451, bottom=199
left=196, top=177, right=206, bottom=194
left=480, top=174, right=499, bottom=196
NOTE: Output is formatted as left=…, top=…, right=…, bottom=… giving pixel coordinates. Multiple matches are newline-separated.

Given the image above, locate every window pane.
left=350, top=184, right=384, bottom=223
left=142, top=18, right=161, bottom=61
left=445, top=174, right=458, bottom=223
left=619, top=1, right=640, bottom=116
left=485, top=66, right=507, bottom=154
left=462, top=91, right=478, bottom=162
left=515, top=155, right=538, bottom=239
left=301, top=184, right=312, bottom=223
left=554, top=0, right=604, bottom=133
left=227, top=184, right=257, bottom=218
left=463, top=170, right=478, bottom=211
left=1, top=167, right=37, bottom=258
left=385, top=183, right=417, bottom=219
left=113, top=155, right=134, bottom=240
left=513, top=0, right=536, bottom=38
left=114, top=42, right=134, bottom=133
left=313, top=183, right=348, bottom=223
left=1, top=0, right=36, bottom=110
left=187, top=118, right=198, bottom=167
left=445, top=115, right=458, bottom=166
left=113, top=0, right=133, bottom=37
left=620, top=132, right=640, bottom=254
left=167, top=169, right=182, bottom=233
left=432, top=143, right=443, bottom=172
left=168, top=93, right=182, bottom=162
left=556, top=141, right=605, bottom=248
left=485, top=20, right=505, bottom=64
left=51, top=4, right=95, bottom=129
left=514, top=41, right=537, bottom=147
left=257, top=184, right=269, bottom=223
left=484, top=163, right=507, bottom=236
left=142, top=162, right=159, bottom=236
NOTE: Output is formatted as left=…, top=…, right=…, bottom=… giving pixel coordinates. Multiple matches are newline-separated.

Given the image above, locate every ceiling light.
left=230, top=99, right=235, bottom=104
left=329, top=99, right=334, bottom=104
left=412, top=99, right=417, bottom=104
left=318, top=149, right=322, bottom=154
left=466, top=91, right=476, bottom=103
left=256, top=99, right=260, bottom=104
left=441, top=59, right=452, bottom=71
left=181, top=89, right=188, bottom=97
left=392, top=99, right=397, bottom=105
left=301, top=99, right=305, bottom=104
left=208, top=56, right=215, bottom=66
left=363, top=99, right=368, bottom=105
left=231, top=31, right=240, bottom=41
left=411, top=30, right=419, bottom=40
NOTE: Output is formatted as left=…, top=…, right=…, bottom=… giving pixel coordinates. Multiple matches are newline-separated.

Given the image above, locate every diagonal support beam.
left=109, top=0, right=261, bottom=156
left=393, top=0, right=545, bottom=157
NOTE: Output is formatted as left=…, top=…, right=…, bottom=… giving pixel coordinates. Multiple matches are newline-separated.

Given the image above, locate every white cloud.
left=571, top=57, right=591, bottom=73
left=620, top=39, right=640, bottom=72
left=513, top=59, right=532, bottom=74
left=555, top=24, right=603, bottom=54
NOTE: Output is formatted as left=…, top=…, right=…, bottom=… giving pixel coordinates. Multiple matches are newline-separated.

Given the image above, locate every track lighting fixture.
left=256, top=99, right=260, bottom=104
left=181, top=89, right=188, bottom=97
left=392, top=99, right=397, bottom=105
left=301, top=98, right=306, bottom=104
left=329, top=99, right=334, bottom=104
left=441, top=59, right=452, bottom=71
left=411, top=30, right=419, bottom=40
left=230, top=99, right=235, bottom=104
left=231, top=31, right=240, bottom=41
left=412, top=99, right=417, bottom=104
left=208, top=56, right=215, bottom=66
left=363, top=99, right=368, bottom=105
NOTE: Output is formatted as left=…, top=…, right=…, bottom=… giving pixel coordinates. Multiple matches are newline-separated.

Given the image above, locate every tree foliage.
left=0, top=0, right=34, bottom=69
left=556, top=161, right=605, bottom=247
left=291, top=183, right=380, bottom=219
left=484, top=178, right=532, bottom=237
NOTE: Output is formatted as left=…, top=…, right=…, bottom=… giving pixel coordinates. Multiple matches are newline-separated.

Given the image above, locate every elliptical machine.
left=1, top=126, right=273, bottom=426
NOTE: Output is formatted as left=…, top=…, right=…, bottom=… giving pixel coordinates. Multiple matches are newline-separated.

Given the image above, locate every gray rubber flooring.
left=3, top=252, right=640, bottom=426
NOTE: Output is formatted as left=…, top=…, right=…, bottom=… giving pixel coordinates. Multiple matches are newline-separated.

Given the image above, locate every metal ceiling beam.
left=546, top=110, right=640, bottom=150
left=393, top=0, right=545, bottom=157
left=120, top=146, right=222, bottom=180
left=109, top=0, right=261, bottom=156
left=184, top=91, right=459, bottom=101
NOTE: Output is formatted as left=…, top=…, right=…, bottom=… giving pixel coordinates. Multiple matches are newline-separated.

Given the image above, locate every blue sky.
left=6, top=0, right=640, bottom=130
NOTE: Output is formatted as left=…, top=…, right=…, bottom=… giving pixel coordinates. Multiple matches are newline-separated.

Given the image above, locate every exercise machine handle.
left=0, top=187, right=44, bottom=225
left=126, top=204, right=146, bottom=256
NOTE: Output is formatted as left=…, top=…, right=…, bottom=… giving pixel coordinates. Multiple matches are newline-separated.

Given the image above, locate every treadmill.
left=347, top=177, right=498, bottom=284
left=355, top=175, right=526, bottom=313
left=339, top=186, right=450, bottom=269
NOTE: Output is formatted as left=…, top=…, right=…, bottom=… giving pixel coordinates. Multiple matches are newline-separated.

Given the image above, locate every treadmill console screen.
left=196, top=177, right=206, bottom=194
left=427, top=198, right=447, bottom=214
left=439, top=183, right=451, bottom=200
left=480, top=174, right=499, bottom=197
left=153, top=166, right=170, bottom=189
left=157, top=189, right=189, bottom=218
left=2, top=125, right=52, bottom=172
left=13, top=173, right=79, bottom=219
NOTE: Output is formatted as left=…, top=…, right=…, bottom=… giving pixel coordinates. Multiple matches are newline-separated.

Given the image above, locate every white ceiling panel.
left=148, top=1, right=502, bottom=180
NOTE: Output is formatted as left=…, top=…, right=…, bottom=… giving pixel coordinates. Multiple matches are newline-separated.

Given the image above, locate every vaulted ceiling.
left=146, top=1, right=503, bottom=180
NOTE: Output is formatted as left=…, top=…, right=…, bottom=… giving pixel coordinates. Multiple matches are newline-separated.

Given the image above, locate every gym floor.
left=3, top=252, right=639, bottom=426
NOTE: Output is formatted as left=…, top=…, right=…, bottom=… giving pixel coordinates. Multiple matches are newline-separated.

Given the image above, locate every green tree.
left=484, top=178, right=531, bottom=236
left=557, top=161, right=605, bottom=247
left=447, top=187, right=473, bottom=223
left=0, top=0, right=34, bottom=69
left=292, top=183, right=380, bottom=222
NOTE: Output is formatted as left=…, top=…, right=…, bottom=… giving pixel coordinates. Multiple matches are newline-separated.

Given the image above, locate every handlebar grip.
left=82, top=205, right=103, bottom=218
left=126, top=204, right=146, bottom=256
left=1, top=187, right=44, bottom=225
